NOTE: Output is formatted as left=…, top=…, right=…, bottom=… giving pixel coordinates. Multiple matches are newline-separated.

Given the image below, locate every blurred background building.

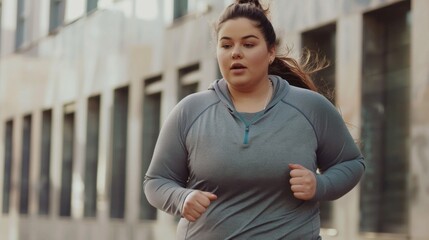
left=0, top=0, right=428, bottom=239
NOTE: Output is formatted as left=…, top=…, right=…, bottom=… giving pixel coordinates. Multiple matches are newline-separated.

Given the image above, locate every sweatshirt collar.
left=209, top=75, right=291, bottom=113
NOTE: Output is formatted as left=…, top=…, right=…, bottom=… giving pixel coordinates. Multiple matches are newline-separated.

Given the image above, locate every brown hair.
left=215, top=0, right=325, bottom=92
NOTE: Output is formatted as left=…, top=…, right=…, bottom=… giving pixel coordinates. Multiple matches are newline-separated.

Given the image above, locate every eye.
left=221, top=44, right=232, bottom=49
left=243, top=43, right=255, bottom=48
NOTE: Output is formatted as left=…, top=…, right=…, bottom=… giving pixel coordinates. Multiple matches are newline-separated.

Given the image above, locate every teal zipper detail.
left=243, top=125, right=250, bottom=144
left=235, top=113, right=250, bottom=144
left=235, top=110, right=266, bottom=145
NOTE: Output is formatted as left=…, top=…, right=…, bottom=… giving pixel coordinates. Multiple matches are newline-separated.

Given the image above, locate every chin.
left=228, top=79, right=254, bottom=89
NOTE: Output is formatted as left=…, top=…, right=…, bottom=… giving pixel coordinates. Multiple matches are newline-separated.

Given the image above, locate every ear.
left=268, top=46, right=276, bottom=63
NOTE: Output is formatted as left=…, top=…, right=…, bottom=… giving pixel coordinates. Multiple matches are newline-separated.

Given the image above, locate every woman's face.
left=217, top=17, right=275, bottom=91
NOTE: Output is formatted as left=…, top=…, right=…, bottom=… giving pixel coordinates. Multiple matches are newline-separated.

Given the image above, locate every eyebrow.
left=219, top=35, right=260, bottom=41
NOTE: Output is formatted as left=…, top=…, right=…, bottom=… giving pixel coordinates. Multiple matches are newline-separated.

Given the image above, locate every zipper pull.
left=243, top=126, right=250, bottom=144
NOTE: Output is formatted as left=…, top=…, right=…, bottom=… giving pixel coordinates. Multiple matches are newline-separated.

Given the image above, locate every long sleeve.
left=311, top=94, right=365, bottom=201
left=143, top=91, right=220, bottom=216
left=314, top=159, right=364, bottom=201
left=143, top=101, right=193, bottom=216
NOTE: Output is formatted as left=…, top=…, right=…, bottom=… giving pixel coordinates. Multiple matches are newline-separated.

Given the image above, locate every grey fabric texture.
left=144, top=75, right=365, bottom=240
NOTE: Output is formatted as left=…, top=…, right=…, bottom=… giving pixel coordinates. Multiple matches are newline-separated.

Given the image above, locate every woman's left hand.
left=289, top=163, right=316, bottom=200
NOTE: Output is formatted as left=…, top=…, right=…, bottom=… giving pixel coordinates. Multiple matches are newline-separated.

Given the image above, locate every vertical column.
left=30, top=111, right=41, bottom=216
left=335, top=13, right=363, bottom=239
left=96, top=87, right=113, bottom=240
left=51, top=102, right=63, bottom=219
left=410, top=0, right=429, bottom=239
left=72, top=97, right=87, bottom=219
left=126, top=78, right=143, bottom=223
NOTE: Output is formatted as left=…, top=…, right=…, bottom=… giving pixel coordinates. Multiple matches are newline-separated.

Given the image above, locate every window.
left=172, top=0, right=203, bottom=20
left=173, top=0, right=188, bottom=19
left=302, top=23, right=336, bottom=103
left=86, top=0, right=98, bottom=14
left=49, top=0, right=66, bottom=33
left=302, top=23, right=337, bottom=228
left=84, top=96, right=100, bottom=217
left=110, top=87, right=129, bottom=219
left=2, top=120, right=13, bottom=214
left=19, top=115, right=32, bottom=214
left=15, top=0, right=26, bottom=49
left=359, top=1, right=411, bottom=234
left=39, top=110, right=52, bottom=215
left=60, top=104, right=75, bottom=217
left=178, top=64, right=200, bottom=101
left=140, top=76, right=162, bottom=220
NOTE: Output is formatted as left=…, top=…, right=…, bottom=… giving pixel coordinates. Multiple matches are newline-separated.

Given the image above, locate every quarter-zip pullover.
left=144, top=75, right=365, bottom=240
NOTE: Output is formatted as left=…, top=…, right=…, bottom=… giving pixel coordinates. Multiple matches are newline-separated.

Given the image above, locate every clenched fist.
left=289, top=163, right=317, bottom=200
left=182, top=190, right=217, bottom=222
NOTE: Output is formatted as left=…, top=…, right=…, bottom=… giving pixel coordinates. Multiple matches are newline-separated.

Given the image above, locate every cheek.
left=217, top=51, right=229, bottom=69
left=248, top=50, right=269, bottom=65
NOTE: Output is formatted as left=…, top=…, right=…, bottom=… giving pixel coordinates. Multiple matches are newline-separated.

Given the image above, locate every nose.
left=231, top=47, right=243, bottom=59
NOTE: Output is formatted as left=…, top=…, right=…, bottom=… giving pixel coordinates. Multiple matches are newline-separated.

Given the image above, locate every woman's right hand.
left=182, top=190, right=218, bottom=222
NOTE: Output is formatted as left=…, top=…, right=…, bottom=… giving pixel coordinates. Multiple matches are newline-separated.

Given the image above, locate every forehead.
left=217, top=18, right=263, bottom=40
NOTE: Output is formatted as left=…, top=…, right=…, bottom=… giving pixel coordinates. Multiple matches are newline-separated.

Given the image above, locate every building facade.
left=0, top=0, right=428, bottom=239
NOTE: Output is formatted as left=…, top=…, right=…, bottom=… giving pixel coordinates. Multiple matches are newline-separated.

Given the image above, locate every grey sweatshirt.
left=144, top=75, right=365, bottom=240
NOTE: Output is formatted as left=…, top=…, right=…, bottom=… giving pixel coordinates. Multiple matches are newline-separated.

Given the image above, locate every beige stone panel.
left=29, top=110, right=42, bottom=216
left=71, top=97, right=87, bottom=219
left=410, top=0, right=429, bottom=239
left=271, top=0, right=339, bottom=33
left=125, top=73, right=144, bottom=222
left=0, top=56, right=52, bottom=116
left=49, top=101, right=64, bottom=218
left=334, top=13, right=363, bottom=240
left=96, top=87, right=113, bottom=222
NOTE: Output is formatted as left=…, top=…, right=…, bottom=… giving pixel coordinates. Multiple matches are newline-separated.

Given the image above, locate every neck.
left=229, top=79, right=273, bottom=113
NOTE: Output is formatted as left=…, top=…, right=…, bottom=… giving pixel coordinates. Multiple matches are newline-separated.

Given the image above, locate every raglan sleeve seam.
left=281, top=99, right=320, bottom=144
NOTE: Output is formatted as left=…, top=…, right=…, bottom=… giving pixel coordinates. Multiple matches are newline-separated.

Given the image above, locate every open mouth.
left=230, top=63, right=246, bottom=70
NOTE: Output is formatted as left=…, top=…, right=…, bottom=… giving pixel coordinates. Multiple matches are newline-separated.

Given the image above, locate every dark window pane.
left=302, top=23, right=336, bottom=103
left=173, top=0, right=188, bottom=19
left=84, top=96, right=101, bottom=217
left=87, top=0, right=98, bottom=13
left=110, top=87, right=129, bottom=219
left=359, top=1, right=410, bottom=234
left=19, top=115, right=32, bottom=214
left=178, top=64, right=199, bottom=101
left=15, top=0, right=25, bottom=49
left=140, top=77, right=162, bottom=220
left=49, top=0, right=65, bottom=33
left=39, top=110, right=52, bottom=215
left=2, top=120, right=14, bottom=214
left=60, top=108, right=75, bottom=217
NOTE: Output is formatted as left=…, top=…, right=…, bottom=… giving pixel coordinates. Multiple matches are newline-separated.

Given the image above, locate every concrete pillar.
left=410, top=0, right=429, bottom=239
left=335, top=13, right=363, bottom=240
